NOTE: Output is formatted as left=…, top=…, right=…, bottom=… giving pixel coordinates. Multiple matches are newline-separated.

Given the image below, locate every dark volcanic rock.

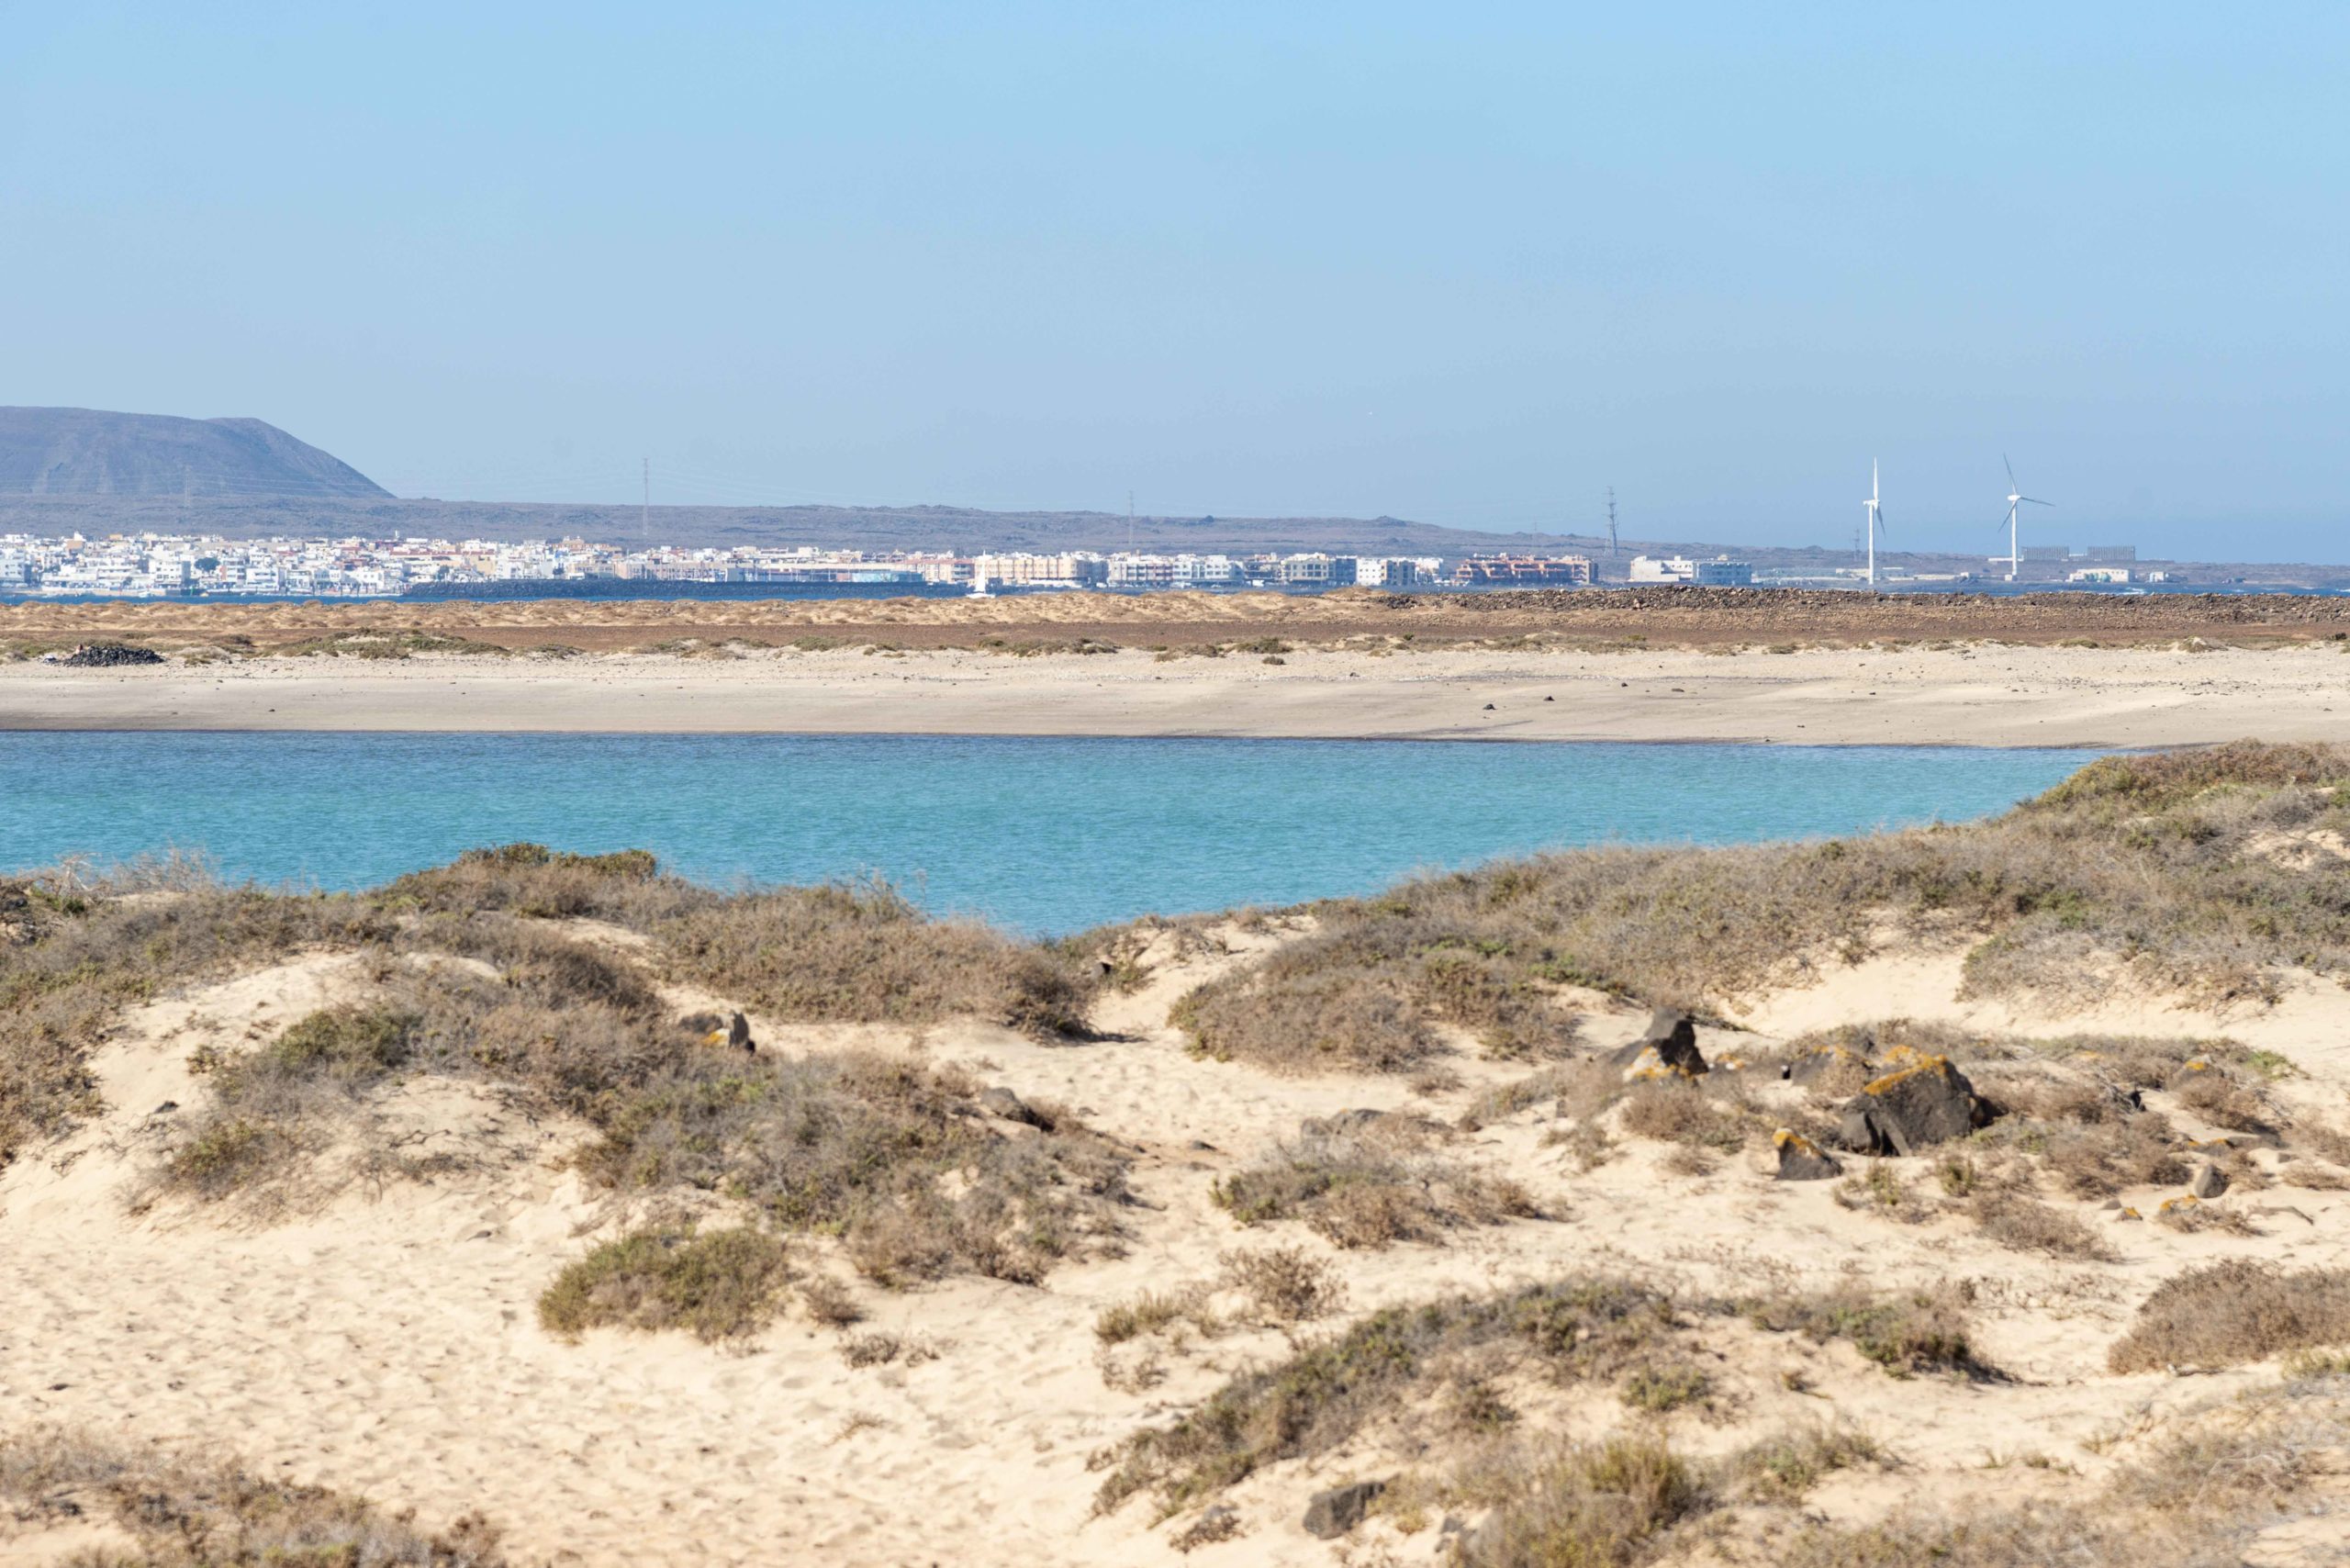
left=1608, top=1007, right=1708, bottom=1080
left=1303, top=1480, right=1386, bottom=1539
left=58, top=643, right=163, bottom=667
left=1837, top=1058, right=1993, bottom=1156
left=1773, top=1129, right=1843, bottom=1181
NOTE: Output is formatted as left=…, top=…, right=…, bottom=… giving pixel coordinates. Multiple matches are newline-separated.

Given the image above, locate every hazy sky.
left=5, top=4, right=2345, bottom=558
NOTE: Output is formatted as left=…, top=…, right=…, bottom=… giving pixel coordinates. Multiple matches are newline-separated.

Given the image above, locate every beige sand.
left=6, top=922, right=2349, bottom=1565
left=6, top=638, right=2350, bottom=745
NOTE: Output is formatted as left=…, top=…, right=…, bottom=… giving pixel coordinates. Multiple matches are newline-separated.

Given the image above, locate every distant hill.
left=0, top=407, right=388, bottom=499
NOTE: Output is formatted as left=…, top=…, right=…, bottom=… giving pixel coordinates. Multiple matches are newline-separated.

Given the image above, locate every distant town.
left=0, top=532, right=2178, bottom=599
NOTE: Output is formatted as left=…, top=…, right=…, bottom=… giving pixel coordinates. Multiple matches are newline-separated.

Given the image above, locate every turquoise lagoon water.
left=0, top=734, right=2100, bottom=934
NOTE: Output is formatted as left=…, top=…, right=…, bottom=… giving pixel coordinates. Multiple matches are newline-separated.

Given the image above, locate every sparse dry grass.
left=1747, top=1280, right=1986, bottom=1377
left=1969, top=1189, right=2121, bottom=1261
left=1771, top=1503, right=2236, bottom=1568
left=0, top=1427, right=509, bottom=1565
left=2109, top=1261, right=2350, bottom=1372
left=1728, top=1423, right=1889, bottom=1504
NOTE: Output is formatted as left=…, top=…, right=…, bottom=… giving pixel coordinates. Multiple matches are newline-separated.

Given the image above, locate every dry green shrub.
left=2106, top=1416, right=2323, bottom=1518
left=2168, top=1067, right=2276, bottom=1134
left=1093, top=1275, right=1683, bottom=1514
left=1747, top=1281, right=1985, bottom=1377
left=798, top=1275, right=864, bottom=1327
left=2280, top=1161, right=2350, bottom=1191
left=658, top=878, right=1097, bottom=1036
left=1544, top=1120, right=1619, bottom=1170
left=581, top=1050, right=1132, bottom=1286
left=378, top=841, right=684, bottom=922
left=1096, top=1289, right=1202, bottom=1346
left=0, top=1427, right=509, bottom=1565
left=1969, top=1189, right=2121, bottom=1261
left=2036, top=1114, right=2189, bottom=1198
left=1173, top=965, right=1439, bottom=1074
left=1617, top=1078, right=1756, bottom=1151
left=1457, top=1434, right=1705, bottom=1568
left=2154, top=1198, right=2260, bottom=1236
left=1171, top=922, right=1581, bottom=1075
left=1218, top=1244, right=1348, bottom=1323
left=2109, top=1261, right=2350, bottom=1372
left=1210, top=1128, right=1535, bottom=1249
left=388, top=846, right=1096, bottom=1035
left=1729, top=1423, right=1887, bottom=1504
left=1834, top=1162, right=1932, bottom=1224
left=537, top=1226, right=792, bottom=1343
left=1460, top=1059, right=1617, bottom=1132
left=2296, top=1120, right=2350, bottom=1165
left=1617, top=1361, right=1711, bottom=1413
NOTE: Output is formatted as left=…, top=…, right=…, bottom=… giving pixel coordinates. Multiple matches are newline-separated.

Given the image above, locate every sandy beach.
left=4, top=639, right=2349, bottom=747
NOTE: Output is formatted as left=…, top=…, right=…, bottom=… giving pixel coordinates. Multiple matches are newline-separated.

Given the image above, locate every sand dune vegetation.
left=7, top=745, right=2350, bottom=1564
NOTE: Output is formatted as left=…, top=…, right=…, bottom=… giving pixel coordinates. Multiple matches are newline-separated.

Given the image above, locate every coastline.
left=3, top=640, right=2344, bottom=746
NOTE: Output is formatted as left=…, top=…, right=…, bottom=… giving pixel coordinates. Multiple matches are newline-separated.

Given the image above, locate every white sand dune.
left=6, top=921, right=2350, bottom=1564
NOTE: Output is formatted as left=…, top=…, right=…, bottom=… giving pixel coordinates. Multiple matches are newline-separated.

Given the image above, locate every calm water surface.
left=0, top=734, right=2101, bottom=933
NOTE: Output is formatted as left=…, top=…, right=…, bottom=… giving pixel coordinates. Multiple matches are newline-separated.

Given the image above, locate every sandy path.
left=5, top=641, right=2350, bottom=746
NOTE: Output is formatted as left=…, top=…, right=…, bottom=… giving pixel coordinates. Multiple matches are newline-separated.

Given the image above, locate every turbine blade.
left=2004, top=454, right=2018, bottom=488
left=2021, top=497, right=2054, bottom=507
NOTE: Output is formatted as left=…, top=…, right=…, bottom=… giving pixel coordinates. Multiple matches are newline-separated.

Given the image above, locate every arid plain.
left=6, top=588, right=2350, bottom=746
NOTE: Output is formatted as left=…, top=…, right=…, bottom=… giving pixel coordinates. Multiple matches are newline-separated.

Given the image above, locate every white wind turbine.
left=1996, top=454, right=2053, bottom=583
left=1863, top=461, right=1888, bottom=587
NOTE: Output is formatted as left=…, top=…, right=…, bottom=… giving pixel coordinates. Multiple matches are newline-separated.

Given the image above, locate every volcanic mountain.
left=0, top=406, right=387, bottom=499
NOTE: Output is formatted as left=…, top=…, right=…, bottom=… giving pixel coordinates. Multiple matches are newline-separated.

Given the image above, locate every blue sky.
left=4, top=4, right=2344, bottom=558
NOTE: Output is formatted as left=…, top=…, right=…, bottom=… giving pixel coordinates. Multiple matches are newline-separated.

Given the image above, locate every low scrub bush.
left=1210, top=1128, right=1535, bottom=1249
left=1729, top=1423, right=1887, bottom=1504
left=1772, top=1502, right=2233, bottom=1568
left=1, top=873, right=394, bottom=1167
left=1617, top=1078, right=1756, bottom=1150
left=1747, top=1281, right=1985, bottom=1377
left=1459, top=1434, right=1705, bottom=1568
left=107, top=881, right=1128, bottom=1280
left=2108, top=1261, right=2350, bottom=1373
left=1969, top=1189, right=2121, bottom=1262
left=538, top=1226, right=792, bottom=1343
left=1218, top=1244, right=1347, bottom=1324
left=1093, top=1274, right=1683, bottom=1515
left=657, top=878, right=1097, bottom=1036
left=1168, top=745, right=2350, bottom=1064
left=0, top=1427, right=509, bottom=1565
